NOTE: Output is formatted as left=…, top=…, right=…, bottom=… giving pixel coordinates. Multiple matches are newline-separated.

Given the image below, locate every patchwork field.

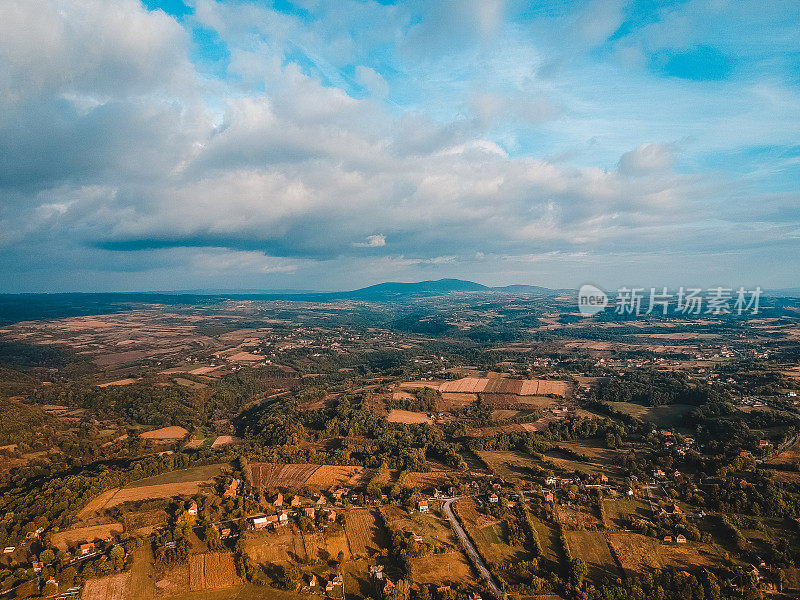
left=438, top=377, right=568, bottom=396
left=81, top=572, right=130, bottom=600
left=189, top=552, right=243, bottom=590
left=243, top=526, right=307, bottom=565
left=344, top=509, right=386, bottom=557
left=411, top=550, right=475, bottom=586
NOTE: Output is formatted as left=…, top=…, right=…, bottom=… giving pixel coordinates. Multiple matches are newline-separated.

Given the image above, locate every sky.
left=0, top=0, right=799, bottom=293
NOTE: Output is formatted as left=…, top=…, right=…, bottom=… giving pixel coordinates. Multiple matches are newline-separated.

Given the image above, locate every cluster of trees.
left=595, top=371, right=729, bottom=407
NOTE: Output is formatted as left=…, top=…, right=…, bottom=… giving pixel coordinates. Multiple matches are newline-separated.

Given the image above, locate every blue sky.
left=0, top=0, right=798, bottom=292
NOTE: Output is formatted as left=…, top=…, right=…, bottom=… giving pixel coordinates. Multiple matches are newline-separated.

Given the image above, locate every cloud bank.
left=0, top=0, right=798, bottom=292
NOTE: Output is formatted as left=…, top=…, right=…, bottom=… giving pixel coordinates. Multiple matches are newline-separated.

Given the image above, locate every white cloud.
left=355, top=65, right=389, bottom=98
left=353, top=234, right=387, bottom=248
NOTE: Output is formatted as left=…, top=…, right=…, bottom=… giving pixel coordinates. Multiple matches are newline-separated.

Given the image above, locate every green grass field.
left=127, top=464, right=228, bottom=488
left=564, top=530, right=620, bottom=580
left=605, top=402, right=693, bottom=427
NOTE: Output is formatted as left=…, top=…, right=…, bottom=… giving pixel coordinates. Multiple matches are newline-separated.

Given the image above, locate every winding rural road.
left=443, top=497, right=503, bottom=598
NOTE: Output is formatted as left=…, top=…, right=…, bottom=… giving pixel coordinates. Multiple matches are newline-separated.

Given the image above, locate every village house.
left=79, top=542, right=95, bottom=556
left=303, top=507, right=316, bottom=519
left=290, top=495, right=300, bottom=507
left=544, top=491, right=554, bottom=503
left=316, top=495, right=327, bottom=506
left=488, top=493, right=499, bottom=503
left=676, top=534, right=687, bottom=544
left=326, top=510, right=337, bottom=522
left=417, top=500, right=429, bottom=513
left=223, top=479, right=239, bottom=498
left=663, top=536, right=673, bottom=543
left=599, top=473, right=608, bottom=484
left=273, top=492, right=283, bottom=507
left=32, top=562, right=43, bottom=573
left=307, top=574, right=317, bottom=587
left=251, top=516, right=269, bottom=530
left=369, top=565, right=384, bottom=580
left=187, top=501, right=198, bottom=516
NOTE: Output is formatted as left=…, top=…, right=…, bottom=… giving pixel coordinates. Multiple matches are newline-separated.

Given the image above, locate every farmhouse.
left=417, top=500, right=429, bottom=513
left=488, top=493, right=499, bottom=503
left=304, top=507, right=316, bottom=519
left=676, top=534, right=687, bottom=543
left=273, top=492, right=283, bottom=507
left=290, top=495, right=301, bottom=506
left=250, top=516, right=270, bottom=530
left=187, top=501, right=198, bottom=516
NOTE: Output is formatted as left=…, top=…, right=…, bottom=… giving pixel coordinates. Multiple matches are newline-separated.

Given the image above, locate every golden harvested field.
left=211, top=435, right=238, bottom=448
left=189, top=552, right=243, bottom=590
left=564, top=531, right=619, bottom=579
left=243, top=527, right=307, bottom=565
left=402, top=471, right=455, bottom=489
left=53, top=523, right=122, bottom=551
left=438, top=392, right=477, bottom=410
left=304, top=465, right=366, bottom=488
left=411, top=551, right=474, bottom=586
left=77, top=488, right=121, bottom=519
left=96, top=378, right=137, bottom=387
left=386, top=409, right=433, bottom=424
left=140, top=426, right=189, bottom=441
left=344, top=509, right=385, bottom=557
left=81, top=572, right=130, bottom=600
left=438, top=377, right=568, bottom=397
left=250, top=463, right=321, bottom=488
left=606, top=532, right=724, bottom=576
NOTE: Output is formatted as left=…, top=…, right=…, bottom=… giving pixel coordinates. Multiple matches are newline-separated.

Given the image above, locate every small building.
left=307, top=574, right=317, bottom=587
left=676, top=534, right=687, bottom=544
left=79, top=543, right=95, bottom=556
left=488, top=493, right=499, bottom=503
left=251, top=516, right=269, bottom=530
left=663, top=536, right=673, bottom=543
left=544, top=492, right=554, bottom=503
left=32, top=562, right=43, bottom=573
left=223, top=479, right=239, bottom=498
left=599, top=473, right=609, bottom=484
left=369, top=565, right=384, bottom=580
left=326, top=510, right=337, bottom=522
left=273, top=492, right=283, bottom=507
left=290, top=495, right=300, bottom=507
left=316, top=495, right=327, bottom=506
left=303, top=507, right=316, bottom=519
left=187, top=501, right=198, bottom=516
left=417, top=500, right=429, bottom=513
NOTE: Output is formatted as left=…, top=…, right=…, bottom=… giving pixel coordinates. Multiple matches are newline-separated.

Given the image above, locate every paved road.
left=443, top=497, right=503, bottom=598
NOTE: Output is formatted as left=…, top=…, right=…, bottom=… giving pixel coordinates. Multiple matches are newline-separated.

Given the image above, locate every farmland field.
left=564, top=531, right=620, bottom=579
left=386, top=409, right=433, bottom=424
left=344, top=509, right=386, bottom=557
left=530, top=517, right=560, bottom=566
left=606, top=532, right=725, bottom=576
left=304, top=465, right=366, bottom=487
left=242, top=526, right=308, bottom=565
left=189, top=552, right=243, bottom=590
left=140, top=426, right=190, bottom=441
left=411, top=550, right=475, bottom=586
left=455, top=498, right=532, bottom=569
left=476, top=450, right=535, bottom=480
left=127, top=464, right=228, bottom=488
left=250, top=462, right=320, bottom=488
left=603, top=498, right=651, bottom=528
left=80, top=572, right=130, bottom=600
